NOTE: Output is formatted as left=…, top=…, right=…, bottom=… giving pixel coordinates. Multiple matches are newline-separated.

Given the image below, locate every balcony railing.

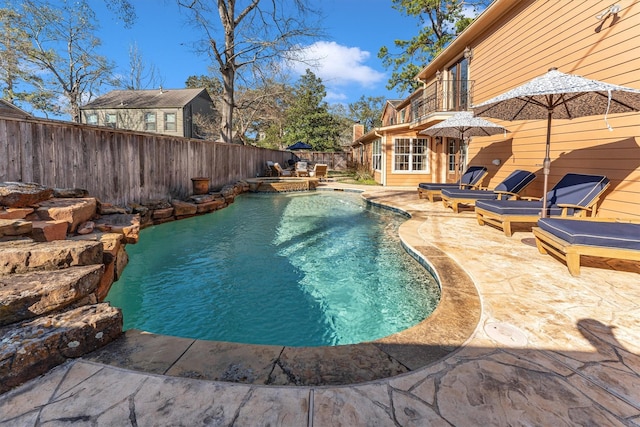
left=412, top=80, right=474, bottom=123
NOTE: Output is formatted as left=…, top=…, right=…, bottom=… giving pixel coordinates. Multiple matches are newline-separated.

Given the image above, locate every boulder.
left=171, top=200, right=197, bottom=217
left=0, top=182, right=53, bottom=208
left=36, top=198, right=97, bottom=233
left=0, top=303, right=122, bottom=393
left=97, top=200, right=127, bottom=215
left=152, top=207, right=174, bottom=220
left=76, top=221, right=95, bottom=235
left=0, top=219, right=32, bottom=239
left=195, top=199, right=226, bottom=214
left=143, top=199, right=172, bottom=210
left=53, top=188, right=89, bottom=198
left=0, top=208, right=34, bottom=220
left=0, top=240, right=103, bottom=275
left=0, top=265, right=104, bottom=326
left=30, top=220, right=68, bottom=242
left=93, top=214, right=140, bottom=244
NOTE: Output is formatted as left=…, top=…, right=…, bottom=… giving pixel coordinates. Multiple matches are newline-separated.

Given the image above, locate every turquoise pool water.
left=106, top=191, right=440, bottom=347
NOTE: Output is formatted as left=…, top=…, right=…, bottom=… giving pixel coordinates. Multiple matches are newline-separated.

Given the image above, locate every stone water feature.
left=0, top=180, right=251, bottom=393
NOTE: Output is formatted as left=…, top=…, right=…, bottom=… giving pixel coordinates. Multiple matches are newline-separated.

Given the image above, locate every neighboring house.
left=353, top=0, right=640, bottom=219
left=80, top=88, right=217, bottom=139
left=0, top=99, right=32, bottom=119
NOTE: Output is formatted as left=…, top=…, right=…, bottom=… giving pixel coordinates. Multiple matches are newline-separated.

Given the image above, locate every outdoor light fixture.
left=464, top=46, right=473, bottom=61
left=492, top=159, right=501, bottom=166
left=596, top=4, right=620, bottom=20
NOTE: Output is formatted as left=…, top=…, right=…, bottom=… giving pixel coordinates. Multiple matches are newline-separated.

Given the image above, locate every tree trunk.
left=220, top=66, right=234, bottom=143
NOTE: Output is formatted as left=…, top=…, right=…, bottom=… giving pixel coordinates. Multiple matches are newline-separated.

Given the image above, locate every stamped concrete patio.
left=1, top=183, right=639, bottom=426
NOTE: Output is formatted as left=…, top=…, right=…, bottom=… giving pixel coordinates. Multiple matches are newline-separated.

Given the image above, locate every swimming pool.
left=106, top=191, right=440, bottom=346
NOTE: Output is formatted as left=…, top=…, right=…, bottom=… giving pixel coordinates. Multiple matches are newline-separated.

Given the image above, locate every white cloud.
left=286, top=41, right=386, bottom=89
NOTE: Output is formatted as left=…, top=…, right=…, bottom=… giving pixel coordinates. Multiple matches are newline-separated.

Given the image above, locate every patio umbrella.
left=286, top=141, right=313, bottom=150
left=420, top=111, right=509, bottom=173
left=473, top=67, right=640, bottom=217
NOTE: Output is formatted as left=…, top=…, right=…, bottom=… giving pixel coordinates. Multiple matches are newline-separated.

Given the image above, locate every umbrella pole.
left=541, top=110, right=553, bottom=218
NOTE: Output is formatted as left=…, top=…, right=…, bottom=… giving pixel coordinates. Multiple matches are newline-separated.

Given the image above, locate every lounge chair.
left=475, top=173, right=610, bottom=237
left=441, top=169, right=536, bottom=213
left=312, top=163, right=328, bottom=181
left=265, top=161, right=276, bottom=177
left=532, top=217, right=640, bottom=276
left=295, top=161, right=309, bottom=177
left=417, top=166, right=488, bottom=202
left=273, top=163, right=293, bottom=177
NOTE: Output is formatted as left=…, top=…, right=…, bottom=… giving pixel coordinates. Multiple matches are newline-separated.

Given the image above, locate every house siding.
left=466, top=0, right=640, bottom=219
left=354, top=0, right=640, bottom=219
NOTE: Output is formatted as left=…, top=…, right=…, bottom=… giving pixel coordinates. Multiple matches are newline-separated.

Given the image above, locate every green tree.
left=178, top=0, right=321, bottom=144
left=282, top=69, right=341, bottom=151
left=6, top=0, right=114, bottom=121
left=348, top=95, right=385, bottom=133
left=378, top=0, right=489, bottom=94
left=0, top=8, right=56, bottom=112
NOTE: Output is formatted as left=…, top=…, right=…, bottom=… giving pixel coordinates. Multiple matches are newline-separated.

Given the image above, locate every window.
left=393, top=138, right=428, bottom=172
left=400, top=109, right=406, bottom=124
left=144, top=112, right=156, bottom=131
left=448, top=57, right=470, bottom=111
left=165, top=113, right=176, bottom=131
left=372, top=139, right=382, bottom=171
left=105, top=113, right=117, bottom=128
left=448, top=139, right=457, bottom=173
left=86, top=113, right=97, bottom=125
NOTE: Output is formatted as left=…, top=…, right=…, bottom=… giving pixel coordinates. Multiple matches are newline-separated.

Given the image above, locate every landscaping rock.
left=53, top=188, right=89, bottom=198
left=97, top=201, right=127, bottom=215
left=36, top=198, right=97, bottom=233
left=0, top=208, right=34, bottom=220
left=195, top=199, right=226, bottom=214
left=0, top=182, right=53, bottom=208
left=93, top=214, right=140, bottom=244
left=0, top=240, right=103, bottom=275
left=0, top=219, right=32, bottom=239
left=0, top=303, right=122, bottom=393
left=171, top=200, right=197, bottom=218
left=30, top=220, right=68, bottom=242
left=0, top=265, right=104, bottom=326
left=76, top=220, right=95, bottom=235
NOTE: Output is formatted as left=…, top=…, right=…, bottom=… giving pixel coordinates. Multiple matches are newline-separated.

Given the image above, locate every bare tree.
left=116, top=42, right=164, bottom=90
left=8, top=0, right=114, bottom=122
left=178, top=0, right=321, bottom=144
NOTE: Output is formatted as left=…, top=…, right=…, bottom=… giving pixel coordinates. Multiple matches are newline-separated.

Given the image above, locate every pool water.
left=106, top=191, right=440, bottom=347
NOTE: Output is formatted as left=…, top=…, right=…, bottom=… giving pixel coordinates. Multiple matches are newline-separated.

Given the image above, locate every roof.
left=80, top=88, right=211, bottom=110
left=0, top=99, right=32, bottom=118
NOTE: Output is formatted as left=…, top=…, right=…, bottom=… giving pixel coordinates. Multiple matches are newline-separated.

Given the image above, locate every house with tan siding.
left=353, top=0, right=640, bottom=219
left=80, top=88, right=217, bottom=139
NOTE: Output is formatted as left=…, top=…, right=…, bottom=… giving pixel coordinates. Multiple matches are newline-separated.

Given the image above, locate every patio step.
left=0, top=265, right=104, bottom=327
left=0, top=303, right=122, bottom=393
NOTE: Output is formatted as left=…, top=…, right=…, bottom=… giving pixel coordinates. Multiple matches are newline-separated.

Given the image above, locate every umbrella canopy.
left=473, top=67, right=640, bottom=217
left=420, top=111, right=509, bottom=139
left=420, top=111, right=509, bottom=175
left=286, top=141, right=313, bottom=150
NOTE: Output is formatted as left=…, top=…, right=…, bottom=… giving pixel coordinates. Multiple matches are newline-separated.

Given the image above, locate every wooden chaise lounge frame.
left=417, top=166, right=488, bottom=202
left=532, top=218, right=640, bottom=276
left=441, top=170, right=536, bottom=213
left=475, top=173, right=610, bottom=237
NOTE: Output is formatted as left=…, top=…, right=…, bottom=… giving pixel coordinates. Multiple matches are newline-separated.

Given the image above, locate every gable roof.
left=0, top=99, right=32, bottom=118
left=81, top=88, right=211, bottom=110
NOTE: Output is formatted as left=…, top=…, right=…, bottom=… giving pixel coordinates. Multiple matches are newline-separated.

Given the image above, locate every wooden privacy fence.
left=0, top=117, right=291, bottom=206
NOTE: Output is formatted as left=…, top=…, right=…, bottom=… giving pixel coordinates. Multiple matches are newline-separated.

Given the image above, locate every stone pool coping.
left=84, top=189, right=482, bottom=386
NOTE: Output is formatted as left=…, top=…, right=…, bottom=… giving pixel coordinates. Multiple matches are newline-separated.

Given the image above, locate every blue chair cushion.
left=418, top=165, right=487, bottom=190
left=495, top=170, right=536, bottom=193
left=419, top=183, right=464, bottom=191
left=546, top=173, right=609, bottom=206
left=538, top=218, right=640, bottom=250
left=441, top=189, right=500, bottom=201
left=475, top=199, right=565, bottom=216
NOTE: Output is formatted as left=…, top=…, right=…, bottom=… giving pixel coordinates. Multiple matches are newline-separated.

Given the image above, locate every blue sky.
left=93, top=0, right=422, bottom=106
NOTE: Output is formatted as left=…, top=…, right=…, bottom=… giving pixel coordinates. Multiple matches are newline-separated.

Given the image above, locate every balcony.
left=411, top=80, right=474, bottom=126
